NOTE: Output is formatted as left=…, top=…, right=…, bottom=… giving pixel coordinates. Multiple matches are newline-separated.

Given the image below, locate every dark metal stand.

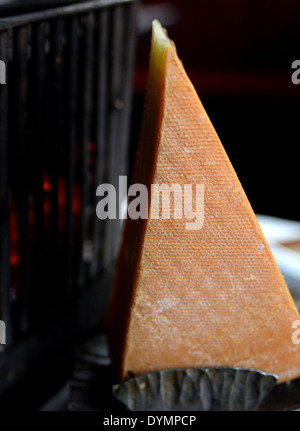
left=69, top=333, right=300, bottom=411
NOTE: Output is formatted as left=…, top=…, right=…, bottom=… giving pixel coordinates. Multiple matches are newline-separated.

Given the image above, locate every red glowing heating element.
left=9, top=162, right=84, bottom=299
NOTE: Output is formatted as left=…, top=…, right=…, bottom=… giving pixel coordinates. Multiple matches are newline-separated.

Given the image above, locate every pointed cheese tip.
left=150, top=20, right=173, bottom=72
left=152, top=19, right=170, bottom=44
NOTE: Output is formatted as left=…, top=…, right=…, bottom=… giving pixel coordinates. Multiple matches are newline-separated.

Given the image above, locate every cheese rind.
left=106, top=20, right=300, bottom=384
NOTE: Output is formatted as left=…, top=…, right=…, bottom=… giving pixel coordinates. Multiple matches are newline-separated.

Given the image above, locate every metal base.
left=69, top=333, right=300, bottom=411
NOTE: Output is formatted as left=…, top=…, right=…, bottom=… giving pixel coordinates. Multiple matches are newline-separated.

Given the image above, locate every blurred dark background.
left=131, top=0, right=300, bottom=222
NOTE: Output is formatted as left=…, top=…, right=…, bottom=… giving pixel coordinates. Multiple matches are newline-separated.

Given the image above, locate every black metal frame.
left=0, top=0, right=138, bottom=409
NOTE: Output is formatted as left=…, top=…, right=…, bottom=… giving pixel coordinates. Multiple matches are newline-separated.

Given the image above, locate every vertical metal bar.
left=109, top=2, right=137, bottom=262
left=30, top=21, right=47, bottom=321
left=13, top=24, right=30, bottom=334
left=102, top=5, right=125, bottom=268
left=78, top=12, right=94, bottom=287
left=65, top=15, right=79, bottom=293
left=90, top=8, right=108, bottom=277
left=92, top=3, right=137, bottom=274
left=117, top=3, right=138, bottom=178
left=48, top=18, right=64, bottom=288
left=0, top=30, right=12, bottom=345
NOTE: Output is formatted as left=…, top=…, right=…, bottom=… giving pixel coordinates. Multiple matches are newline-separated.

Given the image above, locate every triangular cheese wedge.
left=106, top=20, right=300, bottom=384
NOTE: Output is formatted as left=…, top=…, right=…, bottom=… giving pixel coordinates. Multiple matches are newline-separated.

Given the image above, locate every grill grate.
left=0, top=0, right=137, bottom=357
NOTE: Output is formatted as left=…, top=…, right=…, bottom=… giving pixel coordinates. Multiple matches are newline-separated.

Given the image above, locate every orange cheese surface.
left=106, top=21, right=300, bottom=384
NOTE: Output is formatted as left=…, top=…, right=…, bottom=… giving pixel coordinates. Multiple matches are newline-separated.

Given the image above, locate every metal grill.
left=0, top=0, right=137, bottom=407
